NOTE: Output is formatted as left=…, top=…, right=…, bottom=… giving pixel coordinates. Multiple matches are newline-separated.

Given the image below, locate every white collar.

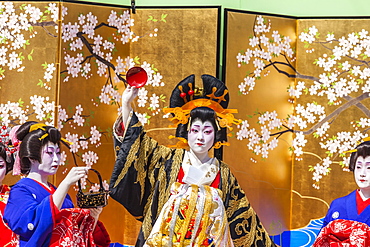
left=181, top=151, right=219, bottom=186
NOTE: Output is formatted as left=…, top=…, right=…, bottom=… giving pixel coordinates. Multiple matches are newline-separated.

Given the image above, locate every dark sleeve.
left=222, top=167, right=276, bottom=247
left=109, top=112, right=172, bottom=220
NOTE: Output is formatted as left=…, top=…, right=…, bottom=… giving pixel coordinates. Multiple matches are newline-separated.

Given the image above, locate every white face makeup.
left=354, top=156, right=370, bottom=189
left=188, top=119, right=215, bottom=157
left=0, top=156, right=6, bottom=184
left=32, top=142, right=61, bottom=176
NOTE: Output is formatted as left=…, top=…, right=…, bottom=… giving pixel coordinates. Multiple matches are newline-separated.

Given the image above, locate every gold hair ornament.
left=61, top=138, right=73, bottom=146
left=343, top=136, right=370, bottom=154
left=194, top=86, right=203, bottom=97
left=29, top=123, right=47, bottom=133
left=163, top=98, right=242, bottom=130
left=29, top=123, right=73, bottom=145
left=29, top=123, right=48, bottom=141
left=213, top=141, right=230, bottom=149
left=164, top=84, right=242, bottom=149
left=187, top=117, right=192, bottom=132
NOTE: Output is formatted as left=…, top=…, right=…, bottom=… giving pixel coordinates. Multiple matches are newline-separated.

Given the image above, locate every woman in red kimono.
left=0, top=141, right=18, bottom=247
left=4, top=122, right=110, bottom=247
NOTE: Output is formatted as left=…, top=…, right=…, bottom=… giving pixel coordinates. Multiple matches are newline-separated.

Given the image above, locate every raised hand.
left=121, top=85, right=139, bottom=127
left=62, top=166, right=89, bottom=186
left=122, top=85, right=139, bottom=106
left=53, top=166, right=89, bottom=209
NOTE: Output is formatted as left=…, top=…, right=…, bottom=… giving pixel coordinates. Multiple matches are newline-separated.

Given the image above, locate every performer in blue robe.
left=4, top=122, right=110, bottom=247
left=314, top=141, right=370, bottom=246
left=323, top=190, right=370, bottom=228
left=5, top=178, right=73, bottom=246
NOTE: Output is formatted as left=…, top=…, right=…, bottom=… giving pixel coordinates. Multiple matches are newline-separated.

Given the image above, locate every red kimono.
left=0, top=184, right=19, bottom=247
left=314, top=190, right=370, bottom=246
left=4, top=178, right=110, bottom=247
left=314, top=219, right=370, bottom=246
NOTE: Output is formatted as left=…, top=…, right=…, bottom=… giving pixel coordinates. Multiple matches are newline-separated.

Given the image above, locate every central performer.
left=110, top=74, right=276, bottom=247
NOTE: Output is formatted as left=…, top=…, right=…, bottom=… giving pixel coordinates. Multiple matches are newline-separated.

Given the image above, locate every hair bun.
left=169, top=74, right=229, bottom=109
left=16, top=121, right=38, bottom=141
left=47, top=127, right=61, bottom=143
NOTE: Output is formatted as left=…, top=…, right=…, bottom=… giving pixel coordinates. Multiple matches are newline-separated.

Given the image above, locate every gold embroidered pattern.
left=113, top=135, right=140, bottom=189
left=178, top=185, right=198, bottom=244
left=220, top=165, right=274, bottom=247
left=114, top=117, right=274, bottom=246
left=142, top=148, right=184, bottom=239
left=135, top=134, right=155, bottom=201
left=195, top=185, right=213, bottom=244
left=145, top=183, right=231, bottom=246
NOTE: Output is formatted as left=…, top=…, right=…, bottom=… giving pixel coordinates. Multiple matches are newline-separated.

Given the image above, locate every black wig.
left=169, top=74, right=229, bottom=144
left=16, top=121, right=62, bottom=175
left=0, top=142, right=15, bottom=174
left=349, top=141, right=370, bottom=171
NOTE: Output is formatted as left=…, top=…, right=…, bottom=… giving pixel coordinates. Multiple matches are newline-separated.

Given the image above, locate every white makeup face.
left=0, top=156, right=6, bottom=184
left=188, top=119, right=215, bottom=156
left=32, top=142, right=61, bottom=176
left=354, top=156, right=370, bottom=189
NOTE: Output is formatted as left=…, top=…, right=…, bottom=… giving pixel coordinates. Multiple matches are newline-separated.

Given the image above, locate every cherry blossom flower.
left=82, top=150, right=98, bottom=167
left=65, top=132, right=80, bottom=153
left=60, top=151, right=67, bottom=166
left=149, top=94, right=160, bottom=111
left=90, top=126, right=101, bottom=144
left=137, top=113, right=149, bottom=125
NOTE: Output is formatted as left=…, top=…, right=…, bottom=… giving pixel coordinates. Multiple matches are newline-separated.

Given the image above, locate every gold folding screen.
left=293, top=18, right=370, bottom=229
left=0, top=2, right=220, bottom=245
left=1, top=1, right=61, bottom=186
left=57, top=2, right=135, bottom=244
left=224, top=11, right=295, bottom=235
left=129, top=7, right=220, bottom=146
left=7, top=1, right=369, bottom=245
left=224, top=9, right=370, bottom=242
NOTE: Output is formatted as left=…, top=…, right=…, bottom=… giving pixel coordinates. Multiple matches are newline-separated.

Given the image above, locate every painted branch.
left=265, top=62, right=370, bottom=117
left=94, top=22, right=117, bottom=31
left=76, top=31, right=127, bottom=84
left=343, top=95, right=370, bottom=117
left=265, top=93, right=370, bottom=139
left=266, top=61, right=320, bottom=81
left=300, top=92, right=370, bottom=135
left=29, top=21, right=57, bottom=27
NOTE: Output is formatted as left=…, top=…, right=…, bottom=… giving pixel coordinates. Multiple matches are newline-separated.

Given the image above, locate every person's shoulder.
left=331, top=190, right=356, bottom=205
left=11, top=178, right=36, bottom=190
left=218, top=159, right=228, bottom=168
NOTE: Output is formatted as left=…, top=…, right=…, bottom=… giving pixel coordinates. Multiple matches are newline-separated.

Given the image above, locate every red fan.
left=126, top=67, right=148, bottom=88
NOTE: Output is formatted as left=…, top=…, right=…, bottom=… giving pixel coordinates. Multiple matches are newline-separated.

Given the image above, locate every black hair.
left=0, top=142, right=14, bottom=174
left=16, top=121, right=62, bottom=175
left=175, top=107, right=224, bottom=144
left=169, top=74, right=229, bottom=109
left=349, top=141, right=370, bottom=171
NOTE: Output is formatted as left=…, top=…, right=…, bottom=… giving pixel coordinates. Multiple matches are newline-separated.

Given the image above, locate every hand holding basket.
left=76, top=168, right=109, bottom=208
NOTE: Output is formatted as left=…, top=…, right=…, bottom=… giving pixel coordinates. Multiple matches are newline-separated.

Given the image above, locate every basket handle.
left=77, top=168, right=105, bottom=193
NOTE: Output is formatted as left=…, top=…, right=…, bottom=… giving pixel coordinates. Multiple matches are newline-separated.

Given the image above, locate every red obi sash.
left=313, top=219, right=370, bottom=247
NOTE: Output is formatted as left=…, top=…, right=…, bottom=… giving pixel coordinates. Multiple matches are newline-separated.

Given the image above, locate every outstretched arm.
left=53, top=166, right=90, bottom=209
left=121, top=85, right=139, bottom=128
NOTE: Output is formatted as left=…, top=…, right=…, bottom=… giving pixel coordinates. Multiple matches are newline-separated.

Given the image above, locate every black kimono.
left=109, top=112, right=275, bottom=247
